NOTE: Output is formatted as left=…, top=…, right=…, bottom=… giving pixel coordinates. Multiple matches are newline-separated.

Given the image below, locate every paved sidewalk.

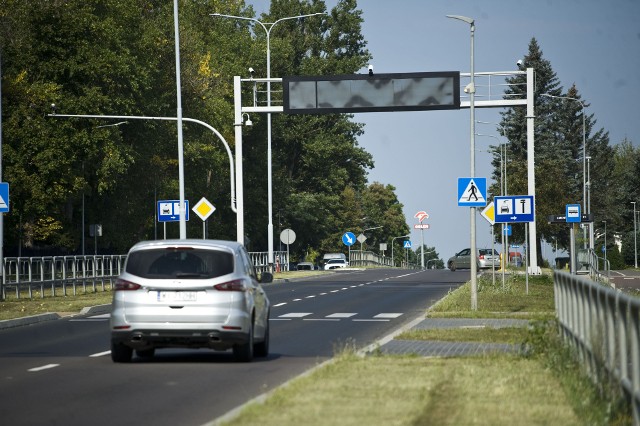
left=378, top=318, right=531, bottom=357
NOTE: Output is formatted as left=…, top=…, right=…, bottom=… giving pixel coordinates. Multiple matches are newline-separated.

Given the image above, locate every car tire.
left=111, top=341, right=133, bottom=363
left=448, top=261, right=456, bottom=272
left=136, top=348, right=155, bottom=359
left=233, top=323, right=254, bottom=362
left=254, top=320, right=269, bottom=358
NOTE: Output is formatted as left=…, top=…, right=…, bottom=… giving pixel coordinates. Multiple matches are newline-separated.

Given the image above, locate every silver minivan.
left=110, top=239, right=272, bottom=363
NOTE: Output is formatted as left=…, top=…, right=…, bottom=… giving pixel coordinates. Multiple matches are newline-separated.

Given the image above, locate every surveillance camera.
left=50, top=103, right=57, bottom=115
left=248, top=67, right=254, bottom=74
left=368, top=64, right=373, bottom=76
left=516, top=59, right=524, bottom=69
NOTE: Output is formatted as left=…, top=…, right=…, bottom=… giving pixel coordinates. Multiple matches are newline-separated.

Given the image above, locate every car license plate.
left=157, top=291, right=197, bottom=302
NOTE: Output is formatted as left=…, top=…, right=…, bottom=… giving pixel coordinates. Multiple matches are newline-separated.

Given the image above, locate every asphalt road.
left=610, top=269, right=640, bottom=293
left=0, top=268, right=466, bottom=426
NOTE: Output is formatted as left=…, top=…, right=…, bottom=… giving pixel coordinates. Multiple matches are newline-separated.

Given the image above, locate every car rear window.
left=125, top=247, right=234, bottom=279
left=479, top=249, right=496, bottom=255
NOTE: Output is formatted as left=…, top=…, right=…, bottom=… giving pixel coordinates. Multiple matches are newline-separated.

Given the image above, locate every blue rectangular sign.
left=157, top=200, right=189, bottom=223
left=0, top=183, right=8, bottom=213
left=565, top=204, right=581, bottom=223
left=494, top=195, right=535, bottom=223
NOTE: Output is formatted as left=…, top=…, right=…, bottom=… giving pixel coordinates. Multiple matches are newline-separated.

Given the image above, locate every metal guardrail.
left=248, top=251, right=289, bottom=274
left=1, top=255, right=127, bottom=299
left=348, top=250, right=419, bottom=269
left=1, top=253, right=283, bottom=299
left=0, top=249, right=419, bottom=300
left=554, top=271, right=639, bottom=424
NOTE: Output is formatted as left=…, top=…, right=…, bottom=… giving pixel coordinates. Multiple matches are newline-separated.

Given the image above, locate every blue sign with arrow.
left=342, top=231, right=356, bottom=246
left=494, top=195, right=535, bottom=223
left=157, top=200, right=190, bottom=222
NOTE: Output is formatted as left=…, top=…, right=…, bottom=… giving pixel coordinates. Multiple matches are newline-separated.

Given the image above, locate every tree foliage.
left=496, top=38, right=637, bottom=266
left=0, top=0, right=409, bottom=260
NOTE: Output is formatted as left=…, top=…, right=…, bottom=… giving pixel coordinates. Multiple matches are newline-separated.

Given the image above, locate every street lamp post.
left=211, top=12, right=325, bottom=271
left=173, top=0, right=187, bottom=239
left=48, top=113, right=239, bottom=239
left=541, top=93, right=589, bottom=249
left=632, top=201, right=637, bottom=269
left=447, top=14, right=478, bottom=310
left=602, top=220, right=607, bottom=266
left=391, top=234, right=410, bottom=268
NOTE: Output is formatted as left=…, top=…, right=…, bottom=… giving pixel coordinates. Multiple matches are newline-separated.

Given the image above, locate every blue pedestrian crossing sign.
left=403, top=240, right=412, bottom=249
left=342, top=231, right=356, bottom=246
left=0, top=183, right=8, bottom=213
left=157, top=200, right=190, bottom=222
left=457, top=177, right=487, bottom=207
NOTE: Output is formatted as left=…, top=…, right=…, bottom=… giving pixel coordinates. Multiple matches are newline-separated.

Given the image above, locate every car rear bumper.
left=111, top=328, right=250, bottom=351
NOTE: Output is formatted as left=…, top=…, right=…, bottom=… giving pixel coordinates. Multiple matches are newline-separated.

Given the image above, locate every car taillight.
left=479, top=254, right=485, bottom=259
left=114, top=279, right=142, bottom=291
left=214, top=280, right=247, bottom=292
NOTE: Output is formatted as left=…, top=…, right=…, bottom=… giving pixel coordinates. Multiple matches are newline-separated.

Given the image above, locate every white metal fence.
left=554, top=271, right=639, bottom=424
left=1, top=255, right=127, bottom=299
left=0, top=252, right=285, bottom=299
left=1, top=250, right=418, bottom=300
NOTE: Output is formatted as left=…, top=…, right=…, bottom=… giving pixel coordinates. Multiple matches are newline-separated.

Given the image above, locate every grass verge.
left=223, top=353, right=581, bottom=426
left=0, top=289, right=113, bottom=321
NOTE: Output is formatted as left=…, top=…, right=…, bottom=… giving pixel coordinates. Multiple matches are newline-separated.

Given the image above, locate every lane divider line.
left=28, top=364, right=59, bottom=372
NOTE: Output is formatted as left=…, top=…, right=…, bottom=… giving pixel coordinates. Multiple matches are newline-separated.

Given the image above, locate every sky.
left=254, top=0, right=640, bottom=264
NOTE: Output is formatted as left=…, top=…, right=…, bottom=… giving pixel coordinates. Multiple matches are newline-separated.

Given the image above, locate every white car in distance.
left=324, top=259, right=349, bottom=270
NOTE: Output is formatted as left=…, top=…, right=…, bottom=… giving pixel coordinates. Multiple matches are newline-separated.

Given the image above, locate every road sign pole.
left=420, top=228, right=425, bottom=269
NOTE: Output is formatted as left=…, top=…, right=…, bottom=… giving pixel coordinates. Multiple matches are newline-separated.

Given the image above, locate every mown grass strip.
left=220, top=354, right=580, bottom=426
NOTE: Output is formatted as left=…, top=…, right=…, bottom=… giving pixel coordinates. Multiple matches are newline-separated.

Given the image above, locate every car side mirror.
left=260, top=272, right=274, bottom=284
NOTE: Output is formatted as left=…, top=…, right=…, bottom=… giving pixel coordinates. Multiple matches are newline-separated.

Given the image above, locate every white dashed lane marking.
left=326, top=313, right=357, bottom=318
left=274, top=312, right=403, bottom=322
left=28, top=364, right=59, bottom=372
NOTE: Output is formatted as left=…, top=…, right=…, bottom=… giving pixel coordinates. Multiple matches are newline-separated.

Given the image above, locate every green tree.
left=497, top=38, right=614, bottom=263
left=0, top=0, right=412, bottom=260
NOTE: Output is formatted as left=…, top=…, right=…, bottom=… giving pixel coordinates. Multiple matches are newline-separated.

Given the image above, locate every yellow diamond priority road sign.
left=480, top=201, right=495, bottom=225
left=192, top=197, right=216, bottom=221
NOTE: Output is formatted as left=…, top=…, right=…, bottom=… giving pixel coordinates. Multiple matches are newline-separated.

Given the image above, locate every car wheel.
left=233, top=323, right=254, bottom=362
left=136, top=348, right=155, bottom=359
left=111, top=341, right=133, bottom=363
left=448, top=261, right=456, bottom=272
left=254, top=319, right=269, bottom=358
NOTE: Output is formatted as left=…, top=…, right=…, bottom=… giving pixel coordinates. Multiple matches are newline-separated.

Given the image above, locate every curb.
left=0, top=304, right=112, bottom=330
left=0, top=313, right=62, bottom=330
